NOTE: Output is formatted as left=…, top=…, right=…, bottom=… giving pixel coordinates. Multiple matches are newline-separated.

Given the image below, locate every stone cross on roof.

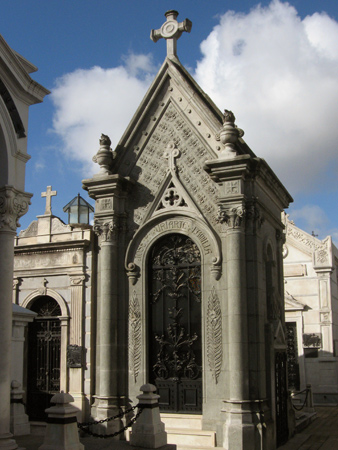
left=150, top=10, right=192, bottom=58
left=41, top=185, right=57, bottom=215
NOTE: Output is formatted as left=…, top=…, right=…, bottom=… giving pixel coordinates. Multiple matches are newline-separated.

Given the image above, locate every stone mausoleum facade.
left=13, top=11, right=294, bottom=450
left=284, top=214, right=338, bottom=405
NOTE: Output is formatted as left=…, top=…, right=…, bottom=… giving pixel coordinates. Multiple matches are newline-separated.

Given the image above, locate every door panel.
left=148, top=234, right=202, bottom=413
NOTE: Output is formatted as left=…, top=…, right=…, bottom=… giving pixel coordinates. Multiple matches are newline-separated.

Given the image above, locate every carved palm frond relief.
left=129, top=290, right=141, bottom=382
left=207, top=286, right=222, bottom=383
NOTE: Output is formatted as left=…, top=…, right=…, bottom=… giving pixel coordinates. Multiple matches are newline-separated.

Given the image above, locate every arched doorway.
left=27, top=296, right=61, bottom=421
left=148, top=234, right=202, bottom=413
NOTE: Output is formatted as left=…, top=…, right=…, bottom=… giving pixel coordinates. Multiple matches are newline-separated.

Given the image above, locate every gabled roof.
left=114, top=56, right=255, bottom=167
left=285, top=291, right=308, bottom=311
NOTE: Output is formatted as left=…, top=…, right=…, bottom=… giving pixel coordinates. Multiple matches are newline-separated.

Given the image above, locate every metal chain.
left=78, top=406, right=143, bottom=439
left=78, top=405, right=137, bottom=427
left=292, top=388, right=309, bottom=411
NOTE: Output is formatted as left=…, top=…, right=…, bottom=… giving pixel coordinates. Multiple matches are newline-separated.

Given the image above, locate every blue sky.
left=2, top=0, right=338, bottom=242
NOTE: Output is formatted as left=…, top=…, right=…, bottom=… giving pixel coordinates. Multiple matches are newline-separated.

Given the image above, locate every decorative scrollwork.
left=93, top=217, right=119, bottom=242
left=153, top=306, right=201, bottom=380
left=0, top=186, right=32, bottom=232
left=206, top=287, right=222, bottom=383
left=129, top=291, right=141, bottom=382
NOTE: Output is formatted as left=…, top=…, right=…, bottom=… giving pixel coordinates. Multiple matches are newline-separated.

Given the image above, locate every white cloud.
left=289, top=204, right=329, bottom=233
left=194, top=0, right=338, bottom=193
left=51, top=53, right=155, bottom=176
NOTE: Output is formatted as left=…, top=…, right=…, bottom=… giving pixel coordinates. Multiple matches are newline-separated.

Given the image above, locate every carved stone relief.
left=129, top=290, right=141, bottom=382
left=0, top=186, right=31, bottom=232
left=206, top=287, right=222, bottom=383
left=119, top=102, right=220, bottom=230
left=19, top=220, right=38, bottom=237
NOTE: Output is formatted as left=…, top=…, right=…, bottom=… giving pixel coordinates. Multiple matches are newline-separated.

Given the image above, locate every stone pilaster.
left=69, top=275, right=86, bottom=419
left=0, top=186, right=32, bottom=450
left=218, top=203, right=257, bottom=449
left=70, top=275, right=86, bottom=346
left=82, top=174, right=133, bottom=436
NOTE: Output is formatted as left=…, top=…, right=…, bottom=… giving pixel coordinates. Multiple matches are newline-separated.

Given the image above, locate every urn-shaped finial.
left=219, top=110, right=244, bottom=159
left=92, top=134, right=115, bottom=176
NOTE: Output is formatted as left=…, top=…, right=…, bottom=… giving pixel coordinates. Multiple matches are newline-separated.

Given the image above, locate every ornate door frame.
left=125, top=214, right=223, bottom=413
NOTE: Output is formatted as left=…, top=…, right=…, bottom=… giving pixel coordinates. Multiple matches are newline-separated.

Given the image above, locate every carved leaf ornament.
left=206, top=287, right=222, bottom=383
left=129, top=290, right=141, bottom=382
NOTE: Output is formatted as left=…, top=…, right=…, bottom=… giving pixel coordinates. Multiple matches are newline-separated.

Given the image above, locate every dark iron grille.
left=27, top=297, right=61, bottom=421
left=275, top=351, right=289, bottom=447
left=148, top=234, right=202, bottom=413
left=286, top=322, right=300, bottom=391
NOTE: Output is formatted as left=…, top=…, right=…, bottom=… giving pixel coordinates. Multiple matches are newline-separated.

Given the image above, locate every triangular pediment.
left=274, top=320, right=287, bottom=349
left=143, top=158, right=204, bottom=224
left=284, top=291, right=307, bottom=311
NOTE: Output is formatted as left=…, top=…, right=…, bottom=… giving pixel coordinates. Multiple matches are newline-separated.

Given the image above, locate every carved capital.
left=70, top=275, right=86, bottom=286
left=217, top=205, right=246, bottom=229
left=246, top=204, right=264, bottom=229
left=0, top=186, right=32, bottom=232
left=93, top=217, right=119, bottom=242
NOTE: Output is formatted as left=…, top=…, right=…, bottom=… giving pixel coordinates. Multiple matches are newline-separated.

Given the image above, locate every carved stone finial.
left=217, top=110, right=244, bottom=159
left=151, top=10, right=192, bottom=58
left=222, top=110, right=236, bottom=124
left=99, top=133, right=111, bottom=147
left=92, top=134, right=115, bottom=176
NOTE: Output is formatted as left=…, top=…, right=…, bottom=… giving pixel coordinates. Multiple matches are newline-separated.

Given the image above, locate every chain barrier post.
left=130, top=383, right=168, bottom=449
left=306, top=384, right=314, bottom=410
left=38, top=391, right=84, bottom=450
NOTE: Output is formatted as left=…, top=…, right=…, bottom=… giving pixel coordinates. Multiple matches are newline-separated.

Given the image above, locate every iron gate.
left=148, top=234, right=202, bottom=413
left=27, top=297, right=61, bottom=421
left=275, top=351, right=289, bottom=447
left=286, top=322, right=300, bottom=391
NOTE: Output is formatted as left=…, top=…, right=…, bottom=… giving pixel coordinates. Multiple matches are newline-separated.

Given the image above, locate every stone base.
left=10, top=404, right=30, bottom=436
left=0, top=433, right=19, bottom=450
left=90, top=396, right=124, bottom=437
left=223, top=400, right=274, bottom=450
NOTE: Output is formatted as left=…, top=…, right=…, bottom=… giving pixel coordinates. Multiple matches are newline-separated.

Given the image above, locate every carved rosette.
left=129, top=290, right=141, bottom=382
left=217, top=205, right=246, bottom=229
left=207, top=287, right=222, bottom=383
left=93, top=217, right=119, bottom=242
left=0, top=186, right=32, bottom=232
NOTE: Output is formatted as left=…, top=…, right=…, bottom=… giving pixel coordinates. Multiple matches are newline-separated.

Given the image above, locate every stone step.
left=161, top=413, right=203, bottom=430
left=30, top=421, right=46, bottom=436
left=177, top=448, right=224, bottom=450
left=166, top=427, right=216, bottom=448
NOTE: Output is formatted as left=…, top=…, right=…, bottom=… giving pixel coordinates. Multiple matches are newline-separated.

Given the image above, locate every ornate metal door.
left=275, top=351, right=289, bottom=447
left=148, top=234, right=202, bottom=413
left=27, top=296, right=61, bottom=421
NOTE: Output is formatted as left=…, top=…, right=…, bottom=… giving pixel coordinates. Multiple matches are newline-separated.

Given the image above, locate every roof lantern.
left=63, top=193, right=94, bottom=225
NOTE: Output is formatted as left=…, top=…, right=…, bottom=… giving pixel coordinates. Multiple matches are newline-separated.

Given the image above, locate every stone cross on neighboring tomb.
left=41, top=185, right=57, bottom=215
left=150, top=10, right=192, bottom=57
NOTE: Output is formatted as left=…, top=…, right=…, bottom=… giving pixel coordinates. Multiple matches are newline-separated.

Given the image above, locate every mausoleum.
left=14, top=10, right=295, bottom=450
